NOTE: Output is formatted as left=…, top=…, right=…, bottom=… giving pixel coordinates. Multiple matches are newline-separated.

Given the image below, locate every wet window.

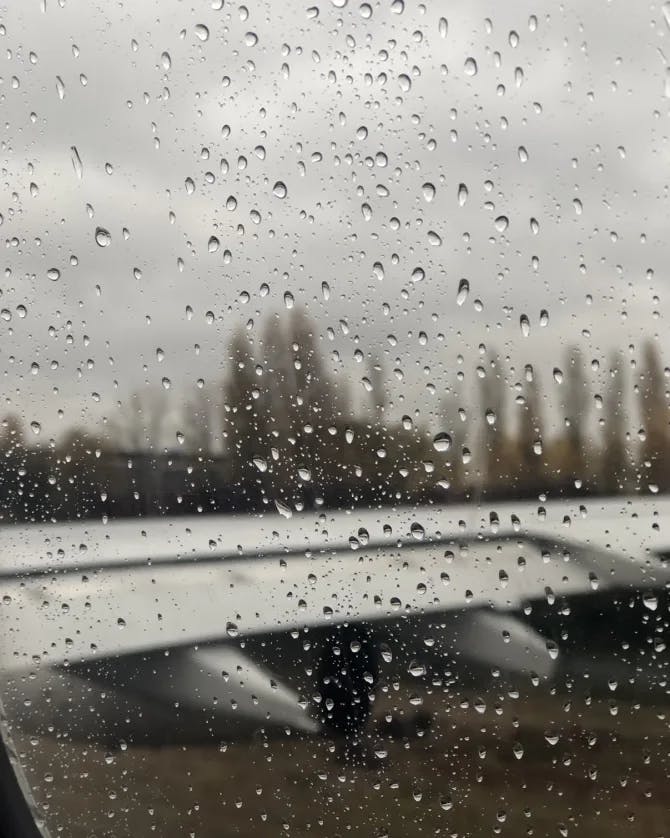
left=1, top=1, right=670, bottom=836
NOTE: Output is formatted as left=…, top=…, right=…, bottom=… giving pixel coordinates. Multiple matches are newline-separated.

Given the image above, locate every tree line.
left=1, top=310, right=668, bottom=522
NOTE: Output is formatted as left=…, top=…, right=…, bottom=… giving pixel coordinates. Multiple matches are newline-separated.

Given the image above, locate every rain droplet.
left=208, top=235, right=220, bottom=252
left=411, top=267, right=425, bottom=283
left=458, top=183, right=468, bottom=206
left=95, top=227, right=111, bottom=247
left=427, top=230, right=442, bottom=246
left=47, top=268, right=60, bottom=281
left=161, top=51, right=171, bottom=70
left=464, top=57, right=478, bottom=76
left=422, top=182, right=435, bottom=202
left=433, top=433, right=452, bottom=453
left=456, top=278, right=469, bottom=306
left=272, top=181, right=287, bottom=198
left=438, top=17, right=448, bottom=38
left=275, top=499, right=293, bottom=519
left=361, top=202, right=372, bottom=220
left=410, top=522, right=425, bottom=540
left=195, top=24, right=210, bottom=41
left=244, top=31, right=258, bottom=47
left=573, top=198, right=583, bottom=215
left=642, top=592, right=658, bottom=611
left=55, top=75, right=65, bottom=99
left=30, top=421, right=41, bottom=435
left=494, top=215, right=509, bottom=232
left=520, top=314, right=530, bottom=337
left=71, top=146, right=83, bottom=180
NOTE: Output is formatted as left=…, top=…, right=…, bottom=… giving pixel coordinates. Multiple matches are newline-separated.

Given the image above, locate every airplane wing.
left=1, top=497, right=669, bottom=745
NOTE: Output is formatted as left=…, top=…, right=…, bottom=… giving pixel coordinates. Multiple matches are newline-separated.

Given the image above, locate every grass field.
left=12, top=687, right=670, bottom=837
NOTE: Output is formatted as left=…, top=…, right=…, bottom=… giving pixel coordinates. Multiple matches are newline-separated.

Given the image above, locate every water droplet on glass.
left=411, top=267, right=425, bottom=283
left=520, top=314, right=530, bottom=337
left=272, top=181, right=287, bottom=198
left=361, top=202, right=372, bottom=220
left=47, top=268, right=60, bottom=281
left=438, top=17, right=448, bottom=38
left=195, top=24, right=210, bottom=41
left=95, top=227, right=111, bottom=247
left=456, top=278, right=469, bottom=305
left=458, top=183, right=468, bottom=206
left=71, top=146, right=83, bottom=180
left=494, top=215, right=509, bottom=232
left=410, top=522, right=425, bottom=540
left=408, top=660, right=425, bottom=677
left=30, top=421, right=41, bottom=435
left=464, top=57, right=478, bottom=76
left=427, top=230, right=442, bottom=246
left=433, top=433, right=452, bottom=453
left=275, top=499, right=293, bottom=519
left=422, top=182, right=435, bottom=202
left=642, top=592, right=658, bottom=611
left=56, top=75, right=65, bottom=99
left=208, top=235, right=220, bottom=253
left=244, top=31, right=258, bottom=46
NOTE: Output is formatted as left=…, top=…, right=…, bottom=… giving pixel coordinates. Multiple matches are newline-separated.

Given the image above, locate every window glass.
left=1, top=1, right=669, bottom=836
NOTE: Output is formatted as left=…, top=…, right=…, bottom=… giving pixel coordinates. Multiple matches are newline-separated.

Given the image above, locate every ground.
left=12, top=686, right=670, bottom=838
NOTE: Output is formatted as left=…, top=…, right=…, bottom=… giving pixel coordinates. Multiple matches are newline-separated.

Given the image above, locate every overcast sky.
left=2, top=0, right=669, bottom=447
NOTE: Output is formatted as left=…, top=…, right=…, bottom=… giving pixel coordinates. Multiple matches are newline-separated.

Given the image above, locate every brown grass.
left=12, top=687, right=670, bottom=838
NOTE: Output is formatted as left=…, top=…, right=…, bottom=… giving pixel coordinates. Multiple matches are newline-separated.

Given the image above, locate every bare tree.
left=517, top=366, right=544, bottom=494
left=368, top=356, right=386, bottom=424
left=563, top=345, right=589, bottom=483
left=601, top=350, right=628, bottom=494
left=222, top=328, right=265, bottom=491
left=478, top=349, right=507, bottom=493
left=108, top=388, right=168, bottom=452
left=638, top=340, right=669, bottom=492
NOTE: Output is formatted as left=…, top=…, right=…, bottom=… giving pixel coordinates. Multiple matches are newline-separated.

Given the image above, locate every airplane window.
left=2, top=1, right=670, bottom=836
